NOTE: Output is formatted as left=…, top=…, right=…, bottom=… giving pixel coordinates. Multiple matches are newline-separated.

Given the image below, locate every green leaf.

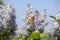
left=40, top=33, right=56, bottom=40
left=27, top=31, right=40, bottom=40
left=26, top=29, right=32, bottom=33
left=10, top=36, right=16, bottom=40
left=50, top=16, right=56, bottom=19
left=55, top=19, right=60, bottom=22
left=0, top=1, right=4, bottom=5
left=19, top=34, right=25, bottom=40
left=40, top=34, right=45, bottom=38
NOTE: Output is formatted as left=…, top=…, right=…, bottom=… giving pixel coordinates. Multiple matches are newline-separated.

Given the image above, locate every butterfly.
left=28, top=16, right=35, bottom=24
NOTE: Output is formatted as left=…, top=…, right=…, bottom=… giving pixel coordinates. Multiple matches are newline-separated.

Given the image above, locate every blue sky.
left=5, top=0, right=60, bottom=30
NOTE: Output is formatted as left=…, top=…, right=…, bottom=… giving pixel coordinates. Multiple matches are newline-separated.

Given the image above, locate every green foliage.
left=19, top=34, right=25, bottom=40
left=40, top=33, right=56, bottom=40
left=50, top=15, right=60, bottom=22
left=26, top=29, right=32, bottom=33
left=40, top=34, right=45, bottom=38
left=27, top=31, right=40, bottom=40
left=10, top=36, right=16, bottom=40
left=19, top=31, right=57, bottom=40
left=0, top=25, right=16, bottom=40
left=55, top=19, right=60, bottom=22
left=0, top=1, right=4, bottom=5
left=50, top=16, right=56, bottom=19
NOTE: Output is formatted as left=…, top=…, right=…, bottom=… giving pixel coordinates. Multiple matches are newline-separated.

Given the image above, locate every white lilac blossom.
left=41, top=9, right=46, bottom=21
left=26, top=23, right=35, bottom=31
left=0, top=18, right=3, bottom=26
left=21, top=15, right=28, bottom=22
left=6, top=3, right=15, bottom=15
left=34, top=10, right=48, bottom=33
left=50, top=7, right=60, bottom=36
left=50, top=29, right=56, bottom=36
left=19, top=24, right=28, bottom=35
left=21, top=4, right=35, bottom=35
left=21, top=4, right=34, bottom=22
left=56, top=7, right=60, bottom=19
left=25, top=4, right=34, bottom=17
left=0, top=1, right=17, bottom=40
left=51, top=21, right=59, bottom=29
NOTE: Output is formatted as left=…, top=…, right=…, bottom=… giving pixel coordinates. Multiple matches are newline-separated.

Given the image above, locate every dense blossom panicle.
left=21, top=4, right=48, bottom=35
left=0, top=1, right=17, bottom=40
left=50, top=7, right=60, bottom=36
